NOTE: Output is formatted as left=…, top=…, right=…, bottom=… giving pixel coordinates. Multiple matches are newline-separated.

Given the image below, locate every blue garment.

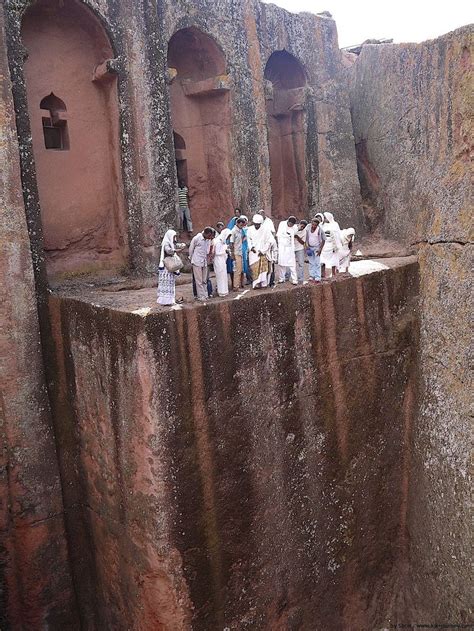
left=295, top=249, right=305, bottom=283
left=307, top=249, right=322, bottom=281
left=227, top=218, right=249, bottom=278
left=242, top=227, right=249, bottom=275
left=225, top=221, right=235, bottom=273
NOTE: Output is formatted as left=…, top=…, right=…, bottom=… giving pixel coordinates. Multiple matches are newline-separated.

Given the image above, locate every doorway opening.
left=167, top=27, right=233, bottom=231
left=264, top=50, right=307, bottom=221
left=21, top=0, right=128, bottom=276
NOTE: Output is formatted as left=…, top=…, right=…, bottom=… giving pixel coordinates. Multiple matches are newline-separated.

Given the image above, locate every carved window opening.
left=40, top=93, right=69, bottom=150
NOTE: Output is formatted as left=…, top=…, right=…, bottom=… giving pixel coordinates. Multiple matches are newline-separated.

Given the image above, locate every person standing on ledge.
left=320, top=212, right=342, bottom=279
left=294, top=219, right=308, bottom=284
left=230, top=216, right=247, bottom=289
left=338, top=228, right=355, bottom=273
left=156, top=229, right=185, bottom=306
left=177, top=179, right=193, bottom=236
left=226, top=209, right=241, bottom=288
left=189, top=227, right=215, bottom=301
left=213, top=226, right=231, bottom=297
left=258, top=210, right=276, bottom=285
left=277, top=215, right=298, bottom=285
left=247, top=214, right=274, bottom=289
left=305, top=214, right=325, bottom=283
left=258, top=209, right=276, bottom=236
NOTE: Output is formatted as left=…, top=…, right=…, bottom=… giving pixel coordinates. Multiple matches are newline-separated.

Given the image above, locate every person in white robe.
left=258, top=210, right=277, bottom=285
left=258, top=209, right=276, bottom=236
left=247, top=215, right=275, bottom=288
left=338, top=228, right=355, bottom=273
left=277, top=216, right=298, bottom=284
left=213, top=227, right=231, bottom=296
left=320, top=212, right=342, bottom=278
left=157, top=229, right=185, bottom=306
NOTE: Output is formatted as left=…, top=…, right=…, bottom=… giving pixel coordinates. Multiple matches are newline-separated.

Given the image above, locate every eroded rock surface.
left=0, top=0, right=472, bottom=626
left=50, top=261, right=419, bottom=629
left=0, top=6, right=79, bottom=627
left=349, top=26, right=473, bottom=623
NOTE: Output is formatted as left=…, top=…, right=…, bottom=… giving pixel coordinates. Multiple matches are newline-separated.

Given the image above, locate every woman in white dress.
left=320, top=212, right=342, bottom=278
left=156, top=230, right=184, bottom=306
left=213, top=228, right=231, bottom=297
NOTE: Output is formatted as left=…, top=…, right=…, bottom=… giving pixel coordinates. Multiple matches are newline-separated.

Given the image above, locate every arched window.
left=40, top=92, right=69, bottom=150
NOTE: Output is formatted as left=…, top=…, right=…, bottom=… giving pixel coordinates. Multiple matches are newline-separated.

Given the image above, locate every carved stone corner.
left=92, top=58, right=120, bottom=83
left=167, top=67, right=178, bottom=85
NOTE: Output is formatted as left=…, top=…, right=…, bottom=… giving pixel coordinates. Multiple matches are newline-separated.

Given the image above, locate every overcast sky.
left=262, top=0, right=473, bottom=48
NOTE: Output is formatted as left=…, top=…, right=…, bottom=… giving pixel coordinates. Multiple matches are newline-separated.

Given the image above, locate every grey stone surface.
left=349, top=26, right=473, bottom=623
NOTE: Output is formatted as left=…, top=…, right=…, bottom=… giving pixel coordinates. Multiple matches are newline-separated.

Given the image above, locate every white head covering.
left=239, top=215, right=248, bottom=223
left=314, top=213, right=324, bottom=223
left=341, top=228, right=355, bottom=245
left=159, top=229, right=176, bottom=267
left=253, top=214, right=263, bottom=224
left=323, top=211, right=341, bottom=232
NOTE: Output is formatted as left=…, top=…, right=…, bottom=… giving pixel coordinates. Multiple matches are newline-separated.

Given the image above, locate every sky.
left=262, top=0, right=473, bottom=48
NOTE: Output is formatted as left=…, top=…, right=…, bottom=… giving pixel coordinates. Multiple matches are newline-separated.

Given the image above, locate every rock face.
left=1, top=0, right=472, bottom=626
left=50, top=261, right=419, bottom=629
left=349, top=26, right=473, bottom=623
left=0, top=6, right=79, bottom=628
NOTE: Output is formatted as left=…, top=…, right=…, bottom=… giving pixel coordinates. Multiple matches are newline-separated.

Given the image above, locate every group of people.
left=157, top=209, right=355, bottom=306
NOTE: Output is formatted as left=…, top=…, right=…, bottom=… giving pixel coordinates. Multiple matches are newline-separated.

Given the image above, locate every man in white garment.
left=258, top=209, right=277, bottom=285
left=277, top=216, right=298, bottom=284
left=247, top=214, right=275, bottom=288
left=258, top=209, right=276, bottom=236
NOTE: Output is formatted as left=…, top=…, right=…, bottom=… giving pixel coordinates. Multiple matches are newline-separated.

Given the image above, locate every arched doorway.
left=264, top=51, right=307, bottom=221
left=167, top=27, right=233, bottom=231
left=21, top=0, right=128, bottom=276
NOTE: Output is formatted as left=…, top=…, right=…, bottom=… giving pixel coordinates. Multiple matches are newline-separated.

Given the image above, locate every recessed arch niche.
left=264, top=50, right=308, bottom=220
left=167, top=27, right=233, bottom=230
left=173, top=131, right=188, bottom=185
left=21, top=0, right=128, bottom=276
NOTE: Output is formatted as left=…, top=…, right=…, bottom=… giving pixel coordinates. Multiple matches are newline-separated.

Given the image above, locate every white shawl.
left=159, top=229, right=176, bottom=267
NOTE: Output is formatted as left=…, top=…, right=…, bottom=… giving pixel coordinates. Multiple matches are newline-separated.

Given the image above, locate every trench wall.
left=0, top=5, right=79, bottom=628
left=349, top=26, right=473, bottom=623
left=51, top=262, right=419, bottom=629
